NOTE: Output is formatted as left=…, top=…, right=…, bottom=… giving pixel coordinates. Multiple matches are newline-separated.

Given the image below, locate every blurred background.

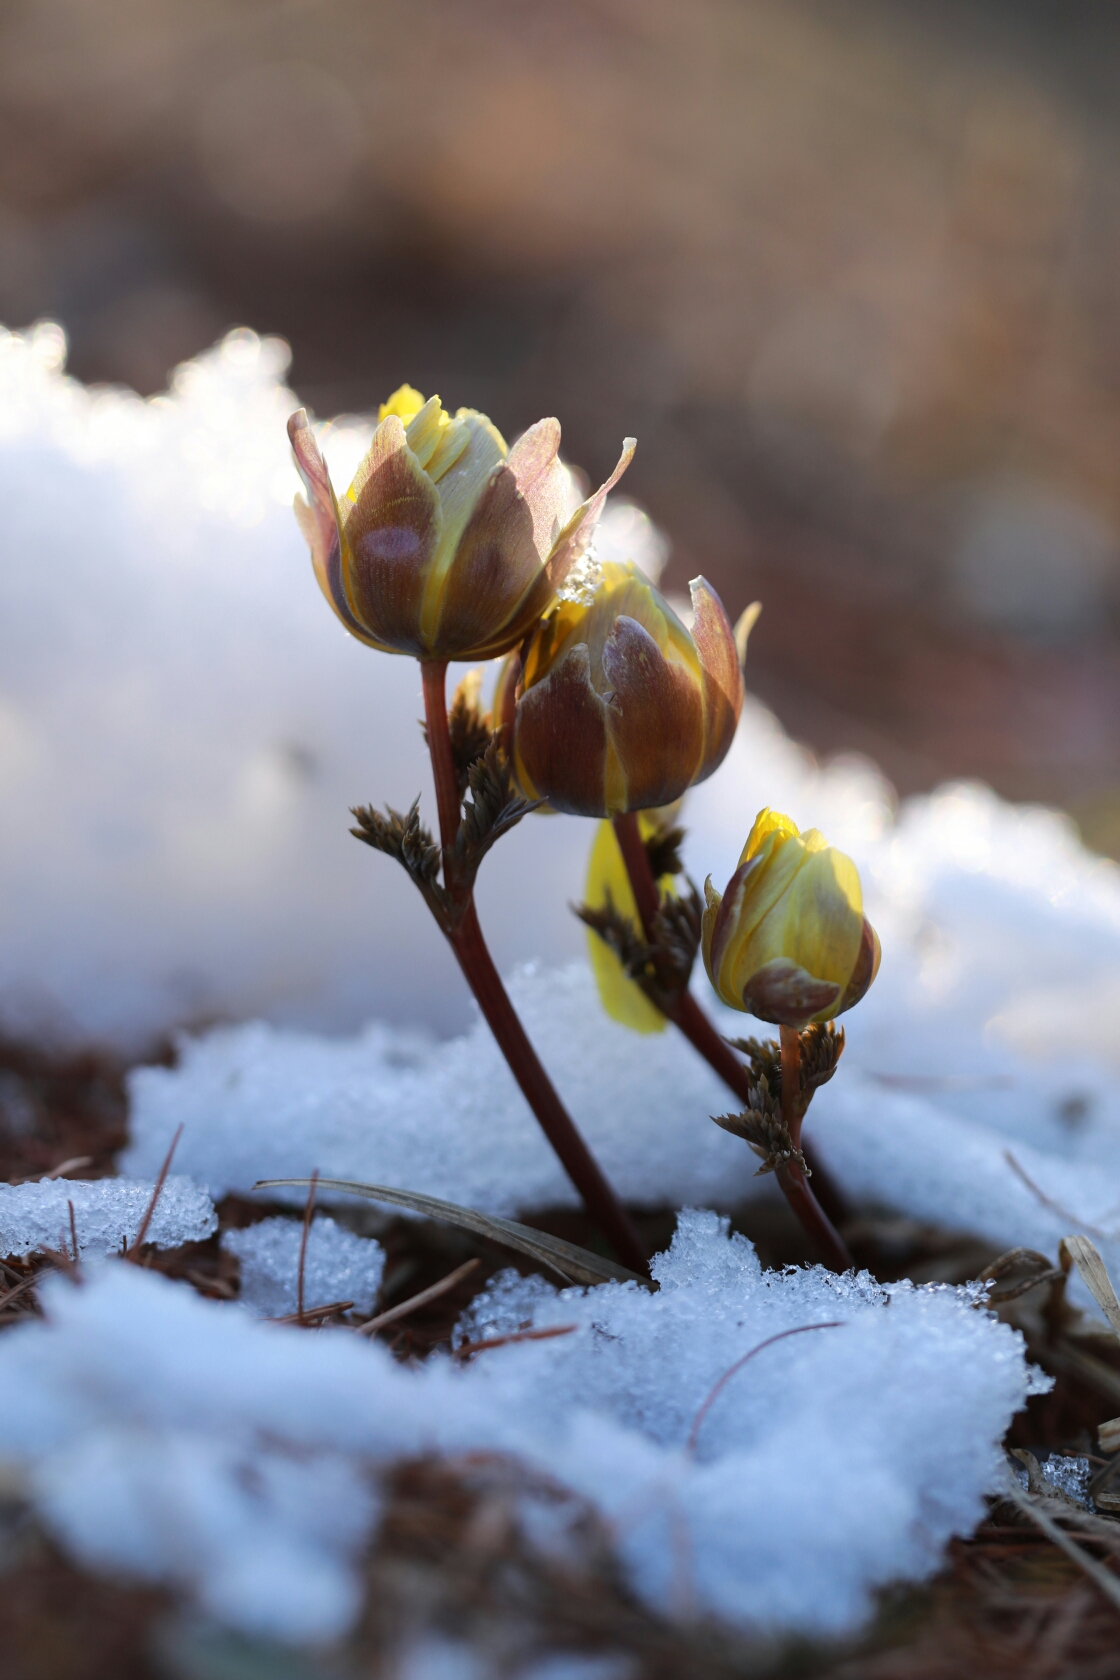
left=3, top=0, right=1120, bottom=845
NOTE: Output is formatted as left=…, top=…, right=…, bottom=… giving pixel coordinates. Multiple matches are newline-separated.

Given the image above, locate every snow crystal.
left=223, top=1215, right=384, bottom=1318
left=0, top=1175, right=216, bottom=1257
left=0, top=1213, right=1038, bottom=1641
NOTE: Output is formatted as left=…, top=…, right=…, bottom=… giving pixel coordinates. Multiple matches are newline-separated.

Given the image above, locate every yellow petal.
left=584, top=819, right=667, bottom=1035
left=739, top=807, right=800, bottom=866
left=379, top=384, right=427, bottom=425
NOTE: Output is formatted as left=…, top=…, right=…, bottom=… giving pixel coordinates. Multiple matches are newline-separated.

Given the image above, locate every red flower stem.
left=612, top=811, right=853, bottom=1273
left=420, top=661, right=649, bottom=1276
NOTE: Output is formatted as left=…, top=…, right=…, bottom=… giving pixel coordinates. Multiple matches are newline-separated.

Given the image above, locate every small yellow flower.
left=508, top=561, right=755, bottom=816
left=288, top=389, right=634, bottom=662
left=702, top=808, right=880, bottom=1026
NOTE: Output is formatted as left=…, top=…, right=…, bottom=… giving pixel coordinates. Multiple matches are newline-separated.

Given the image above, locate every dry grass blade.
left=688, top=1321, right=845, bottom=1454
left=1005, top=1150, right=1107, bottom=1238
left=1061, top=1235, right=1120, bottom=1338
left=67, top=1199, right=78, bottom=1265
left=1002, top=1483, right=1120, bottom=1618
left=0, top=1269, right=51, bottom=1313
left=355, top=1257, right=480, bottom=1339
left=297, top=1167, right=319, bottom=1321
left=254, top=1178, right=656, bottom=1291
left=127, top=1123, right=183, bottom=1261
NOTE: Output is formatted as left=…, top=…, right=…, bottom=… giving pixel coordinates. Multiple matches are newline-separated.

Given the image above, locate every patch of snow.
left=222, top=1215, right=384, bottom=1318
left=0, top=1214, right=1040, bottom=1642
left=124, top=751, right=1120, bottom=1294
left=0, top=1176, right=216, bottom=1257
left=0, top=320, right=668, bottom=1050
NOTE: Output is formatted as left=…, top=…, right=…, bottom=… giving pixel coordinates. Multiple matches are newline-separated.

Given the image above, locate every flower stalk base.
left=611, top=812, right=853, bottom=1273
left=421, top=663, right=649, bottom=1277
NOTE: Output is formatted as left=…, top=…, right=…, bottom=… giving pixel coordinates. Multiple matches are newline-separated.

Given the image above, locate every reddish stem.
left=611, top=812, right=854, bottom=1273
left=420, top=661, right=649, bottom=1277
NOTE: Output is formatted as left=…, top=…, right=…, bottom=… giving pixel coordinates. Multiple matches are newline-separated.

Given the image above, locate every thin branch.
left=456, top=1324, right=578, bottom=1359
left=127, top=1123, right=183, bottom=1261
left=354, top=1257, right=481, bottom=1339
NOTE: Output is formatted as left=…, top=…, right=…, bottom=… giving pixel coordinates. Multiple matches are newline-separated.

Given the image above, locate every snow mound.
left=0, top=1213, right=1040, bottom=1642
left=124, top=764, right=1120, bottom=1289
left=222, top=1214, right=384, bottom=1318
left=0, top=1175, right=216, bottom=1257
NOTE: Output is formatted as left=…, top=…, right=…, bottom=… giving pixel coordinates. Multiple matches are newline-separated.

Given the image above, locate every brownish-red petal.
left=837, top=918, right=881, bottom=1014
left=600, top=615, right=705, bottom=810
left=341, top=416, right=442, bottom=654
left=544, top=437, right=636, bottom=591
left=288, top=410, right=376, bottom=642
left=511, top=643, right=609, bottom=814
left=741, top=959, right=840, bottom=1027
left=689, top=577, right=745, bottom=783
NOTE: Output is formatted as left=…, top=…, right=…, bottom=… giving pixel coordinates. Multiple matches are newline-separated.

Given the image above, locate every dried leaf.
left=253, top=1177, right=655, bottom=1291
left=1061, top=1234, right=1120, bottom=1338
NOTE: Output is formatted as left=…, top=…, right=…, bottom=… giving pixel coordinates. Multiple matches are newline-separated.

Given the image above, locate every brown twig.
left=297, top=1167, right=319, bottom=1322
left=456, top=1324, right=579, bottom=1359
left=687, top=1321, right=845, bottom=1453
left=67, top=1199, right=78, bottom=1265
left=126, top=1123, right=183, bottom=1261
left=273, top=1298, right=355, bottom=1326
left=356, top=1258, right=481, bottom=1339
left=420, top=660, right=648, bottom=1278
left=611, top=812, right=853, bottom=1272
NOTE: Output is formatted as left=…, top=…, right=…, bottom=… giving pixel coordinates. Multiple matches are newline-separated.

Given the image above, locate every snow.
left=0, top=1213, right=1040, bottom=1642
left=0, top=315, right=1116, bottom=1648
left=0, top=319, right=667, bottom=1049
left=0, top=1175, right=216, bottom=1257
left=222, top=1214, right=384, bottom=1318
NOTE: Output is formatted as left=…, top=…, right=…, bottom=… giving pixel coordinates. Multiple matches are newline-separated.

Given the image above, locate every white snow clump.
left=0, top=1175, right=216, bottom=1257
left=222, top=1214, right=384, bottom=1318
left=0, top=1212, right=1040, bottom=1642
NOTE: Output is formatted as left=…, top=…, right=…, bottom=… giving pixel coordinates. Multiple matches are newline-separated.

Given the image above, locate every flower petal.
left=339, top=414, right=443, bottom=656
left=689, top=577, right=745, bottom=784
left=544, top=437, right=636, bottom=590
left=600, top=614, right=705, bottom=812
left=511, top=643, right=610, bottom=814
left=288, top=410, right=384, bottom=647
left=584, top=819, right=667, bottom=1035
left=433, top=418, right=567, bottom=659
left=740, top=959, right=841, bottom=1027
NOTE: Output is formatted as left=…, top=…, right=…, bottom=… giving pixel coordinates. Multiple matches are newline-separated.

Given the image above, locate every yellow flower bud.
left=509, top=561, right=753, bottom=816
left=702, top=808, right=880, bottom=1026
left=288, top=389, right=634, bottom=662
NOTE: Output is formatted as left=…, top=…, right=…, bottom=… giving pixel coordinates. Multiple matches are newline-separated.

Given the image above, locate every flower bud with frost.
left=508, top=561, right=752, bottom=816
left=702, top=808, right=880, bottom=1027
left=288, top=385, right=634, bottom=662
